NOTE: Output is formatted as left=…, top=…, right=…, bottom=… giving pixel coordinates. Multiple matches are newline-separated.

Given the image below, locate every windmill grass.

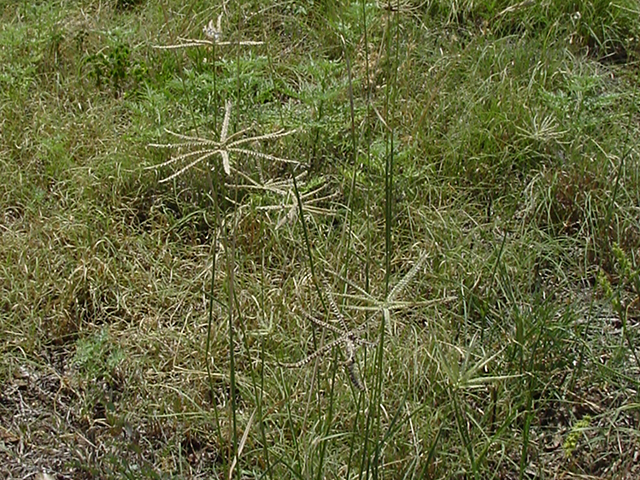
left=153, top=12, right=264, bottom=51
left=1, top=1, right=640, bottom=478
left=148, top=100, right=298, bottom=183
left=278, top=252, right=427, bottom=391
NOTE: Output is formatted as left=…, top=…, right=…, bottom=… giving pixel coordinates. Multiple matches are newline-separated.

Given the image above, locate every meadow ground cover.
left=1, top=0, right=639, bottom=478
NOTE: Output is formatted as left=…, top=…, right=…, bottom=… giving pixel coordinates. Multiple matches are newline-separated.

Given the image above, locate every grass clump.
left=1, top=1, right=639, bottom=479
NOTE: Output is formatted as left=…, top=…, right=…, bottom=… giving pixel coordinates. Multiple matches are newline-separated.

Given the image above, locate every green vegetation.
left=1, top=0, right=639, bottom=478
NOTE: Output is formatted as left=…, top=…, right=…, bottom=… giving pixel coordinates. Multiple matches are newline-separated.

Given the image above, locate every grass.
left=1, top=0, right=639, bottom=478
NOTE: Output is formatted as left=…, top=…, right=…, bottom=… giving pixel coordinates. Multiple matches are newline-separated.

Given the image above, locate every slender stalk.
left=346, top=379, right=365, bottom=480
left=362, top=0, right=372, bottom=296
left=227, top=44, right=242, bottom=473
left=205, top=196, right=223, bottom=446
left=227, top=225, right=238, bottom=478
left=314, top=347, right=339, bottom=480
left=257, top=222, right=272, bottom=480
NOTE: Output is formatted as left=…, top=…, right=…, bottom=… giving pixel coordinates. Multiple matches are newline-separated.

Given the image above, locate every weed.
left=86, top=40, right=147, bottom=95
left=563, top=415, right=592, bottom=458
left=73, top=328, right=124, bottom=383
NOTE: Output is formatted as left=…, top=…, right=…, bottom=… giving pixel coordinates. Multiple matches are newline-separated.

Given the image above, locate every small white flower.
left=203, top=16, right=222, bottom=41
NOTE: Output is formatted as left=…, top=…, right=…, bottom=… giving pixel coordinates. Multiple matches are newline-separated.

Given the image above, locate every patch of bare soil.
left=0, top=347, right=220, bottom=479
left=529, top=382, right=640, bottom=479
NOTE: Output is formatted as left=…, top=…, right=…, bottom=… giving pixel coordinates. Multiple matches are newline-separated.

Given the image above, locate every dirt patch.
left=0, top=348, right=221, bottom=478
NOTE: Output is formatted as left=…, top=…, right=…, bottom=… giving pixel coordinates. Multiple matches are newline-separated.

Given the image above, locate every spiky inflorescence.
left=153, top=12, right=263, bottom=50
left=279, top=252, right=427, bottom=391
left=147, top=100, right=298, bottom=183
left=279, top=286, right=376, bottom=391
